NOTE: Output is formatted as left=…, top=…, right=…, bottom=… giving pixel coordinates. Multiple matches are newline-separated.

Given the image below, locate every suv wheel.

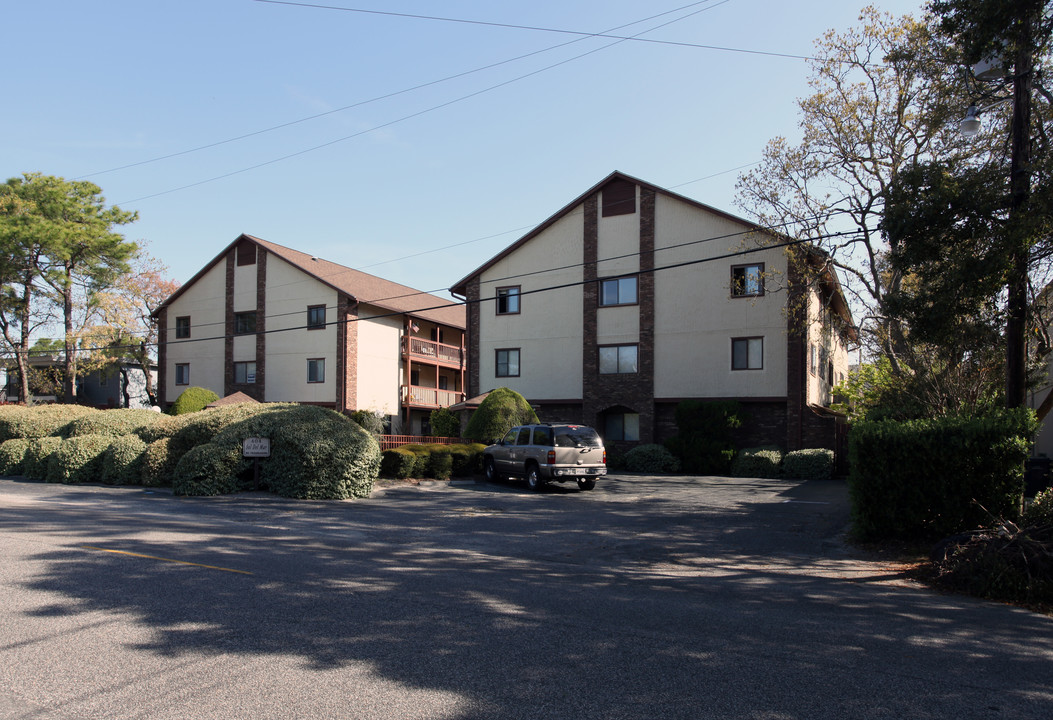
left=577, top=478, right=596, bottom=491
left=526, top=464, right=544, bottom=492
left=484, top=456, right=497, bottom=482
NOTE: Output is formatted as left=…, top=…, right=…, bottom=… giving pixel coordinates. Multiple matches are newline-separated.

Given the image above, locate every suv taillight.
left=603, top=450, right=607, bottom=465
left=547, top=450, right=556, bottom=465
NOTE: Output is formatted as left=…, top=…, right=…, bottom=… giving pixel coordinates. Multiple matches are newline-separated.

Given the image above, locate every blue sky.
left=5, top=0, right=926, bottom=300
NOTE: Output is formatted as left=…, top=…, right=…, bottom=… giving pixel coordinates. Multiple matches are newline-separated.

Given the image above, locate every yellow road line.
left=79, top=545, right=253, bottom=575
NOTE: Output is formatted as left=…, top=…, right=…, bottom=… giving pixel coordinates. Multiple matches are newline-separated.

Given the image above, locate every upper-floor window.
left=732, top=337, right=763, bottom=370
left=234, top=311, right=257, bottom=335
left=731, top=263, right=764, bottom=297
left=233, top=361, right=256, bottom=384
left=175, top=316, right=191, bottom=339
left=599, top=276, right=638, bottom=307
left=599, top=344, right=639, bottom=374
left=496, top=348, right=520, bottom=377
left=307, top=305, right=326, bottom=330
left=496, top=286, right=520, bottom=315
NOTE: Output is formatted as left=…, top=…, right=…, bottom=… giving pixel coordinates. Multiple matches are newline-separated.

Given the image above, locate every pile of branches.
left=930, top=518, right=1053, bottom=608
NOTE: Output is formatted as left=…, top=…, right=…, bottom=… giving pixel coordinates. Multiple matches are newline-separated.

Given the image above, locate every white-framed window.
left=308, top=358, right=325, bottom=383
left=175, top=363, right=190, bottom=385
left=599, top=276, right=638, bottom=307
left=732, top=337, right=763, bottom=370
left=496, top=286, right=520, bottom=315
left=731, top=263, right=764, bottom=297
left=599, top=345, right=639, bottom=374
left=496, top=348, right=520, bottom=377
left=234, top=361, right=256, bottom=384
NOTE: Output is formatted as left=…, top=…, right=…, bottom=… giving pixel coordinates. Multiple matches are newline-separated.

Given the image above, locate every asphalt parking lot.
left=1, top=473, right=1051, bottom=719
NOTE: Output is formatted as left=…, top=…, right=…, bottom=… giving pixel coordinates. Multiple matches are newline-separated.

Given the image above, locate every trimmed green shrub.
left=208, top=404, right=381, bottom=499
left=172, top=442, right=247, bottom=496
left=381, top=447, right=419, bottom=479
left=427, top=448, right=454, bottom=480
left=0, top=404, right=99, bottom=442
left=47, top=434, right=112, bottom=484
left=100, top=435, right=148, bottom=485
left=349, top=409, right=385, bottom=435
left=731, top=446, right=783, bottom=478
left=623, top=444, right=681, bottom=473
left=137, top=414, right=183, bottom=443
left=783, top=448, right=834, bottom=480
left=664, top=400, right=743, bottom=475
left=23, top=437, right=63, bottom=480
left=141, top=438, right=174, bottom=487
left=449, top=443, right=485, bottom=476
left=166, top=403, right=277, bottom=469
left=169, top=386, right=220, bottom=416
left=1023, top=486, right=1053, bottom=526
left=463, top=387, right=538, bottom=444
left=430, top=407, right=460, bottom=438
left=67, top=408, right=162, bottom=439
left=399, top=444, right=432, bottom=479
left=0, top=438, right=32, bottom=476
left=849, top=408, right=1037, bottom=541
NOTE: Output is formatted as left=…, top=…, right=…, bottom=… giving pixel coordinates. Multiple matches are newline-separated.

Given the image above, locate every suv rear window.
left=554, top=426, right=602, bottom=448
left=532, top=426, right=553, bottom=446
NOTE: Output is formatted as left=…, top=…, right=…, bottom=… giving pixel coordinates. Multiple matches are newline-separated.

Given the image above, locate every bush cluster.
left=0, top=404, right=99, bottom=442
left=731, top=446, right=783, bottom=478
left=379, top=443, right=485, bottom=480
left=664, top=400, right=742, bottom=474
left=782, top=448, right=834, bottom=480
left=1024, top=486, right=1053, bottom=526
left=849, top=408, right=1037, bottom=541
left=622, top=444, right=680, bottom=473
left=0, top=403, right=383, bottom=500
left=463, top=388, right=538, bottom=444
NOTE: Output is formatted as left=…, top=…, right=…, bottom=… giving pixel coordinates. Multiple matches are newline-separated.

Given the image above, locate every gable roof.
left=154, top=234, right=465, bottom=329
left=450, top=170, right=774, bottom=296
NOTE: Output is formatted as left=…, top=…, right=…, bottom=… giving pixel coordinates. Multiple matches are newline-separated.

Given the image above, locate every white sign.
left=242, top=437, right=271, bottom=458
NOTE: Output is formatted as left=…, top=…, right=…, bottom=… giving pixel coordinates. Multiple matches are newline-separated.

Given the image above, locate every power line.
left=115, top=2, right=727, bottom=204
left=254, top=0, right=816, bottom=61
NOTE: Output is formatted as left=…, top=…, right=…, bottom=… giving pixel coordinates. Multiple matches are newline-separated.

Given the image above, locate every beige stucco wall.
left=652, top=194, right=789, bottom=399
left=804, top=290, right=853, bottom=407
left=477, top=209, right=585, bottom=400
left=263, top=255, right=337, bottom=403
left=163, top=261, right=226, bottom=400
left=357, top=308, right=402, bottom=415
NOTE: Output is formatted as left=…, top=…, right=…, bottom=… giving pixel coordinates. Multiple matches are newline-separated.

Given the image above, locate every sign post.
left=242, top=438, right=271, bottom=490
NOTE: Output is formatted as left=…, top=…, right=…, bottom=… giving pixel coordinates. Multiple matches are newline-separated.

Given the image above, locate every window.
left=496, top=286, right=520, bottom=315
left=731, top=263, right=764, bottom=297
left=438, top=376, right=449, bottom=390
left=516, top=427, right=532, bottom=445
left=307, top=358, right=325, bottom=383
left=410, top=369, right=420, bottom=386
left=605, top=413, right=640, bottom=442
left=599, top=345, right=639, bottom=374
left=234, top=361, right=256, bottom=384
left=175, top=316, right=191, bottom=339
left=175, top=363, right=190, bottom=386
left=496, top=348, right=520, bottom=377
left=732, top=337, right=763, bottom=370
left=532, top=426, right=553, bottom=446
left=307, top=305, right=326, bottom=330
left=234, top=311, right=257, bottom=335
left=600, top=276, right=638, bottom=307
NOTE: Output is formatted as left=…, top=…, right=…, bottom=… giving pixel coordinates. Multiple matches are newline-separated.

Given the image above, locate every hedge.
left=0, top=404, right=99, bottom=442
left=463, top=388, right=538, bottom=444
left=100, top=435, right=148, bottom=485
left=782, top=448, right=834, bottom=480
left=849, top=408, right=1037, bottom=541
left=23, top=437, right=63, bottom=480
left=169, top=386, right=220, bottom=415
left=380, top=443, right=485, bottom=479
left=0, top=438, right=32, bottom=476
left=623, top=444, right=681, bottom=473
left=66, top=408, right=162, bottom=439
left=141, top=437, right=174, bottom=487
left=47, top=435, right=112, bottom=484
left=731, top=446, right=783, bottom=478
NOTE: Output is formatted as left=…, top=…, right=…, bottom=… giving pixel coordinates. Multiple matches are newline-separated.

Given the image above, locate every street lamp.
left=959, top=104, right=982, bottom=137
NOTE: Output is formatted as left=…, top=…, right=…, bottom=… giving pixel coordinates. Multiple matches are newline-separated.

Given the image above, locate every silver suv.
left=483, top=424, right=607, bottom=491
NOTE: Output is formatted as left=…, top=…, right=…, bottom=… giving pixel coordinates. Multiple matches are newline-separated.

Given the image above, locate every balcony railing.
left=401, top=385, right=464, bottom=409
left=405, top=337, right=463, bottom=367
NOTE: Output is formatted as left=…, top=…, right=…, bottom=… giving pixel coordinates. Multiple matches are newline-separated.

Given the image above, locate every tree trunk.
left=61, top=264, right=77, bottom=403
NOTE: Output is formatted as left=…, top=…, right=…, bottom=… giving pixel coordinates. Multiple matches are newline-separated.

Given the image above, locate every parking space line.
left=79, top=545, right=254, bottom=575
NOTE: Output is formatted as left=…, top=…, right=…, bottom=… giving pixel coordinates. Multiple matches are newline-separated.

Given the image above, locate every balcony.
left=404, top=337, right=463, bottom=368
left=401, top=384, right=464, bottom=410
